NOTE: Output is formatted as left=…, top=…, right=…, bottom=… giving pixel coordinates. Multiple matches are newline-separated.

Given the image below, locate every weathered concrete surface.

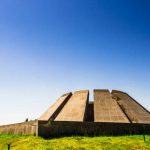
left=0, top=121, right=37, bottom=135
left=55, top=90, right=89, bottom=121
left=39, top=93, right=72, bottom=121
left=112, top=90, right=150, bottom=124
left=38, top=121, right=150, bottom=138
left=1, top=89, right=150, bottom=138
left=94, top=90, right=129, bottom=123
left=86, top=102, right=94, bottom=122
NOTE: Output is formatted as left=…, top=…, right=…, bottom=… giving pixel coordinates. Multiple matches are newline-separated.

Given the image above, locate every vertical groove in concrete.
left=55, top=90, right=89, bottom=122
left=94, top=89, right=129, bottom=123
left=39, top=93, right=72, bottom=121
left=111, top=90, right=150, bottom=123
left=85, top=102, right=94, bottom=122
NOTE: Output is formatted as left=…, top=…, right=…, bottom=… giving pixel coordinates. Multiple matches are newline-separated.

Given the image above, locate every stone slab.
left=94, top=90, right=129, bottom=123
left=55, top=90, right=89, bottom=121
left=112, top=90, right=150, bottom=124
left=39, top=93, right=72, bottom=121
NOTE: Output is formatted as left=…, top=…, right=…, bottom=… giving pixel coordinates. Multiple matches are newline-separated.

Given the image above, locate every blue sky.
left=0, top=0, right=150, bottom=124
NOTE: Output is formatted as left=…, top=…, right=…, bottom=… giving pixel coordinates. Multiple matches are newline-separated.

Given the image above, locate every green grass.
left=0, top=134, right=150, bottom=150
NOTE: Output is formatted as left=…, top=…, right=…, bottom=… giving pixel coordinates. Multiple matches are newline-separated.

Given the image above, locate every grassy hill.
left=0, top=134, right=150, bottom=150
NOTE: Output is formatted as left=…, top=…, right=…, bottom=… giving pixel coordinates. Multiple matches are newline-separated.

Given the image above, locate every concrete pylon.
left=55, top=90, right=89, bottom=121
left=94, top=89, right=129, bottom=123
left=39, top=93, right=72, bottom=121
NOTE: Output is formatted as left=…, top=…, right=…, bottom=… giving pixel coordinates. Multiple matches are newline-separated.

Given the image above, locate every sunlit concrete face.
left=39, top=93, right=72, bottom=121
left=55, top=90, right=89, bottom=122
left=112, top=90, right=150, bottom=124
left=94, top=90, right=129, bottom=123
left=39, top=89, right=150, bottom=124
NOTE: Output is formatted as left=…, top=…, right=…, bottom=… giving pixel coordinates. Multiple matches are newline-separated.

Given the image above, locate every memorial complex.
left=0, top=89, right=150, bottom=138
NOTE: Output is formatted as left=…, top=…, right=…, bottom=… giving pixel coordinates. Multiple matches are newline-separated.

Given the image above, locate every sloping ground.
left=0, top=134, right=150, bottom=150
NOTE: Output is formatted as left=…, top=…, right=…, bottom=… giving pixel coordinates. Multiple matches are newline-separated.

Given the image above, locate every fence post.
left=143, top=134, right=146, bottom=142
left=8, top=143, right=10, bottom=150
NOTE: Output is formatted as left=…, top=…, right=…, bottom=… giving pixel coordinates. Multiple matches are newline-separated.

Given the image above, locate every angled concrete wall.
left=55, top=90, right=89, bottom=121
left=38, top=121, right=150, bottom=138
left=94, top=90, right=129, bottom=123
left=112, top=90, right=150, bottom=124
left=0, top=121, right=37, bottom=135
left=39, top=93, right=72, bottom=121
left=1, top=89, right=150, bottom=138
